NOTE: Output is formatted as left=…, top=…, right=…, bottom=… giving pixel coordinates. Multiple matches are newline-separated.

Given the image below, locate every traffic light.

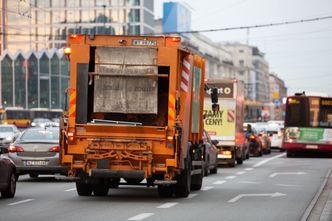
left=211, top=87, right=218, bottom=103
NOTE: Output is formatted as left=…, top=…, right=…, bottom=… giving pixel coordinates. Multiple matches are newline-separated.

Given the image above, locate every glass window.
left=27, top=54, right=38, bottom=108
left=127, top=25, right=140, bottom=35
left=14, top=54, right=26, bottom=108
left=51, top=76, right=60, bottom=108
left=40, top=79, right=49, bottom=108
left=128, top=9, right=140, bottom=22
left=126, top=0, right=140, bottom=6
left=1, top=55, right=13, bottom=107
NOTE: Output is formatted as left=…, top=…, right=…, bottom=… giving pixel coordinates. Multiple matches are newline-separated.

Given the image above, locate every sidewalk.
left=305, top=169, right=332, bottom=221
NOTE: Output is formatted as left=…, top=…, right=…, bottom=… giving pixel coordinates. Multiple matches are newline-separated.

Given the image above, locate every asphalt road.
left=1, top=151, right=332, bottom=221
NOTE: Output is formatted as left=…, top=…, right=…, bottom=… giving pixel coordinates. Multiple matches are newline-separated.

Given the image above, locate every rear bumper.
left=89, top=169, right=145, bottom=179
left=283, top=143, right=332, bottom=151
left=16, top=166, right=68, bottom=175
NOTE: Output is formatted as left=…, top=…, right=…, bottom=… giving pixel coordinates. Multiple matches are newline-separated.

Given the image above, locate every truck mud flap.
left=89, top=169, right=145, bottom=179
left=190, top=160, right=203, bottom=175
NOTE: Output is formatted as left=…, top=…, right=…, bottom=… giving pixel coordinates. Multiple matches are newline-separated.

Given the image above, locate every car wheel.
left=210, top=164, right=218, bottom=174
left=1, top=172, right=16, bottom=198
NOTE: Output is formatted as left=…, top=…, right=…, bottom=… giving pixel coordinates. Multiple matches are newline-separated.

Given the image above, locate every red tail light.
left=49, top=146, right=60, bottom=152
left=8, top=145, right=24, bottom=153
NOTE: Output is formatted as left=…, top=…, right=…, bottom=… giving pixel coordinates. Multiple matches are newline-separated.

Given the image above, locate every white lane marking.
left=157, top=202, right=178, bottom=209
left=213, top=180, right=226, bottom=185
left=275, top=184, right=301, bottom=187
left=253, top=153, right=286, bottom=168
left=225, top=176, right=236, bottom=180
left=202, top=186, right=214, bottom=191
left=229, top=192, right=286, bottom=203
left=236, top=171, right=246, bottom=175
left=64, top=188, right=76, bottom=192
left=269, top=171, right=306, bottom=178
left=128, top=213, right=154, bottom=221
left=245, top=168, right=254, bottom=171
left=238, top=181, right=260, bottom=184
left=8, top=199, right=35, bottom=206
left=188, top=193, right=198, bottom=199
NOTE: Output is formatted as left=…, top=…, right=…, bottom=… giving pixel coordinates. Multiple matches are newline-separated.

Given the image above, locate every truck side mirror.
left=212, top=103, right=219, bottom=113
left=211, top=87, right=218, bottom=103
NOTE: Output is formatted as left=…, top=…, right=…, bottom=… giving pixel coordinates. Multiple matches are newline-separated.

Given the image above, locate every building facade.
left=269, top=73, right=287, bottom=120
left=160, top=2, right=236, bottom=81
left=0, top=49, right=69, bottom=109
left=223, top=43, right=271, bottom=121
left=0, top=0, right=154, bottom=53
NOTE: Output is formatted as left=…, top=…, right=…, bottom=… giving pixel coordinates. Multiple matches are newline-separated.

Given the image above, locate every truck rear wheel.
left=93, top=184, right=109, bottom=196
left=158, top=185, right=173, bottom=197
left=76, top=182, right=93, bottom=196
left=174, top=157, right=191, bottom=198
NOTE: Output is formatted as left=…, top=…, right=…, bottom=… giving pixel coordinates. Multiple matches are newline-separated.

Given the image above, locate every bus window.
left=285, top=97, right=308, bottom=127
left=319, top=98, right=332, bottom=128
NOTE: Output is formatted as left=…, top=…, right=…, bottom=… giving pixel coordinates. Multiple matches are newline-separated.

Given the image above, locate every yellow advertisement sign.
left=203, top=107, right=235, bottom=137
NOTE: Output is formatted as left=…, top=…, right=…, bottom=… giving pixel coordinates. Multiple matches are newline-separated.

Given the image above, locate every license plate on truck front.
left=24, top=160, right=49, bottom=166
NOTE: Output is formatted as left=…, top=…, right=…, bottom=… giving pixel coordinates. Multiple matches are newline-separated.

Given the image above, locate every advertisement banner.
left=285, top=127, right=332, bottom=143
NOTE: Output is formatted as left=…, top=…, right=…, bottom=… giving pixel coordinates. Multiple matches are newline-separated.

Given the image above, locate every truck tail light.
left=8, top=145, right=24, bottom=153
left=67, top=132, right=75, bottom=144
left=166, top=136, right=174, bottom=148
left=49, top=146, right=60, bottom=152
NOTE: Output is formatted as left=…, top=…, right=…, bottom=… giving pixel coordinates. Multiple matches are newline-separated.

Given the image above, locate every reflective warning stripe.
left=181, top=57, right=190, bottom=92
left=227, top=110, right=235, bottom=122
left=69, top=88, right=76, bottom=118
left=168, top=93, right=176, bottom=123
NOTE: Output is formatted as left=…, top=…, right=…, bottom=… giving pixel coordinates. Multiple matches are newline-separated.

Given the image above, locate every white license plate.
left=24, top=160, right=49, bottom=166
left=306, top=145, right=318, bottom=149
left=218, top=154, right=232, bottom=159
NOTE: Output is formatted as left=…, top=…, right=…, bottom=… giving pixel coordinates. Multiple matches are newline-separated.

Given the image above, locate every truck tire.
left=1, top=172, right=16, bottom=198
left=76, top=182, right=93, bottom=196
left=93, top=184, right=109, bottom=196
left=191, top=166, right=203, bottom=191
left=174, top=157, right=191, bottom=198
left=158, top=185, right=173, bottom=198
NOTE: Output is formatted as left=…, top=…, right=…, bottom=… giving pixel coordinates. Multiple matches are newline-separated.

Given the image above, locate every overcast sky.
left=155, top=0, right=332, bottom=96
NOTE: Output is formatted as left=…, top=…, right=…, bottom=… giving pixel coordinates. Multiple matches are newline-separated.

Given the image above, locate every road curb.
left=301, top=169, right=332, bottom=221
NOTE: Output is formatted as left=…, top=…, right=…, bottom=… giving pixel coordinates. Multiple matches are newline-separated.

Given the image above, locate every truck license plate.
left=24, top=160, right=49, bottom=166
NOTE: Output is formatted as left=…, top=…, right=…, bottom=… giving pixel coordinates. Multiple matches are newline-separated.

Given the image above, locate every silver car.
left=8, top=126, right=67, bottom=179
left=0, top=124, right=20, bottom=147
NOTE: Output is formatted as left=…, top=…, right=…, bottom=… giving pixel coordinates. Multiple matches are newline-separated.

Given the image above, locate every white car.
left=266, top=123, right=284, bottom=151
left=0, top=124, right=20, bottom=147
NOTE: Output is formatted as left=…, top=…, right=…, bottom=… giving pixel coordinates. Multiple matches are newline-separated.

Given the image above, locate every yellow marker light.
left=64, top=47, right=71, bottom=56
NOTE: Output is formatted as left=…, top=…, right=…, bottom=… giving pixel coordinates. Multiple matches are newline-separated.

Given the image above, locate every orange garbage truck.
left=60, top=34, right=206, bottom=197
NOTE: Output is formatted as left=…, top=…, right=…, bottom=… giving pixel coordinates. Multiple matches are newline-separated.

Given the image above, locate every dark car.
left=0, top=147, right=16, bottom=198
left=203, top=130, right=218, bottom=176
left=8, top=126, right=67, bottom=179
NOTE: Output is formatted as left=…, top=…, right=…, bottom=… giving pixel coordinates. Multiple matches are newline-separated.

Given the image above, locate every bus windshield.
left=285, top=97, right=332, bottom=128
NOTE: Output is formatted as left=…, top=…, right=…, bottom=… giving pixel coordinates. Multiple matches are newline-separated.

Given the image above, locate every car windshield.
left=0, top=127, right=14, bottom=132
left=20, top=128, right=59, bottom=141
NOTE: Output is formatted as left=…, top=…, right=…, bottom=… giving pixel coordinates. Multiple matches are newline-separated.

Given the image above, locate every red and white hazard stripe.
left=227, top=110, right=235, bottom=122
left=181, top=57, right=190, bottom=92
